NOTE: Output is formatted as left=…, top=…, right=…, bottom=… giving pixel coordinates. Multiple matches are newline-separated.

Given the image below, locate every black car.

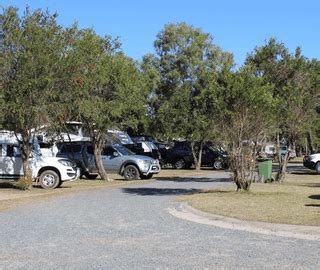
left=164, top=141, right=228, bottom=170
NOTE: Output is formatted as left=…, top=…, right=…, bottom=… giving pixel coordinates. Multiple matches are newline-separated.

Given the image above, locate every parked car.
left=164, top=141, right=228, bottom=170
left=57, top=141, right=161, bottom=180
left=303, top=153, right=320, bottom=174
left=263, top=143, right=276, bottom=158
left=107, top=132, right=162, bottom=162
left=0, top=131, right=79, bottom=189
left=129, top=136, right=162, bottom=162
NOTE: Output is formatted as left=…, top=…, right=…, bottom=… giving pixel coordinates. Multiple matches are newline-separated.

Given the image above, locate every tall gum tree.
left=70, top=29, right=147, bottom=180
left=219, top=67, right=275, bottom=191
left=1, top=7, right=72, bottom=187
left=151, top=22, right=233, bottom=170
left=246, top=38, right=316, bottom=181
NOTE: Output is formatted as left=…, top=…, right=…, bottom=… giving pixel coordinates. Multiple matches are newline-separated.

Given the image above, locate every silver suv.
left=57, top=142, right=160, bottom=180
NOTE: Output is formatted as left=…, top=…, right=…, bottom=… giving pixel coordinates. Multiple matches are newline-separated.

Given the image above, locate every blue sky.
left=1, top=0, right=319, bottom=67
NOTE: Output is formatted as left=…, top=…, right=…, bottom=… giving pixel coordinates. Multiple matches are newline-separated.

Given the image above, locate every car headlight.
left=58, top=159, right=74, bottom=167
left=142, top=160, right=150, bottom=165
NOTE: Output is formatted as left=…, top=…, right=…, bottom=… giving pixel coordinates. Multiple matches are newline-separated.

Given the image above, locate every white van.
left=0, top=131, right=79, bottom=189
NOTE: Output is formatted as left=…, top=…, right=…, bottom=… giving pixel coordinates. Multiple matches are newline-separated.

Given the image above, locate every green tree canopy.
left=149, top=22, right=234, bottom=169
left=0, top=7, right=74, bottom=184
left=246, top=38, right=317, bottom=181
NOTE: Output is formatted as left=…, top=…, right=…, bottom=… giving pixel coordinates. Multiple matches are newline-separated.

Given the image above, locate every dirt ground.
left=0, top=169, right=212, bottom=212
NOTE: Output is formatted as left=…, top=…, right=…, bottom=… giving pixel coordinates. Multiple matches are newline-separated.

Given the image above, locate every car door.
left=0, top=144, right=23, bottom=178
left=102, top=146, right=121, bottom=173
left=201, top=146, right=213, bottom=166
left=84, top=145, right=97, bottom=173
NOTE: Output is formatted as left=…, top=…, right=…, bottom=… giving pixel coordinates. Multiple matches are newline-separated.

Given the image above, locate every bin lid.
left=257, top=158, right=273, bottom=162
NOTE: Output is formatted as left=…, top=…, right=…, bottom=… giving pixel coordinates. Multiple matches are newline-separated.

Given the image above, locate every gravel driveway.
left=0, top=170, right=319, bottom=269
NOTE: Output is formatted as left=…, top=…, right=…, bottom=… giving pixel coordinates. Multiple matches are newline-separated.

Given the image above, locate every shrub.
left=15, top=177, right=33, bottom=190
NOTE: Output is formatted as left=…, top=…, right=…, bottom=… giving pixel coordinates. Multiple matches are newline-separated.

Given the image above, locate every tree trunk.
left=235, top=178, right=251, bottom=192
left=275, top=134, right=290, bottom=182
left=92, top=138, right=110, bottom=181
left=307, top=130, right=314, bottom=154
left=191, top=141, right=203, bottom=171
left=275, top=151, right=289, bottom=182
left=19, top=131, right=33, bottom=189
left=230, top=149, right=252, bottom=192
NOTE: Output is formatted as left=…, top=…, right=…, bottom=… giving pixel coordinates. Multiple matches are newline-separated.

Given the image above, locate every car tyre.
left=315, top=162, right=320, bottom=174
left=174, top=158, right=186, bottom=169
left=123, top=165, right=139, bottom=180
left=213, top=160, right=223, bottom=170
left=140, top=173, right=154, bottom=180
left=39, top=170, right=60, bottom=189
left=84, top=173, right=98, bottom=180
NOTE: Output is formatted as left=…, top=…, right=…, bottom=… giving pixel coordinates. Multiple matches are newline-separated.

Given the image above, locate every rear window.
left=60, top=144, right=82, bottom=153
left=87, top=145, right=94, bottom=155
left=103, top=146, right=115, bottom=156
left=6, top=145, right=21, bottom=157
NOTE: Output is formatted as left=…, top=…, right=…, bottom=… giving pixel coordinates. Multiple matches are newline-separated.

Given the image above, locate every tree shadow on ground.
left=309, top=194, right=320, bottom=200
left=305, top=195, right=320, bottom=207
left=0, top=182, right=16, bottom=189
left=154, top=176, right=232, bottom=183
left=299, top=183, right=320, bottom=188
left=289, top=168, right=318, bottom=175
left=122, top=187, right=231, bottom=196
left=305, top=204, right=320, bottom=207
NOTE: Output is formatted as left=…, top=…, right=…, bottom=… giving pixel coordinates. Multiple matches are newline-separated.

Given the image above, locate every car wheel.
left=39, top=170, right=60, bottom=189
left=57, top=180, right=63, bottom=188
left=315, top=162, right=320, bottom=174
left=123, top=165, right=139, bottom=180
left=174, top=158, right=186, bottom=169
left=140, top=173, right=154, bottom=180
left=213, top=160, right=223, bottom=170
left=84, top=173, right=98, bottom=180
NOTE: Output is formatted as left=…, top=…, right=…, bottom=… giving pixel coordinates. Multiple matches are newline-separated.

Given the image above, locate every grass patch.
left=15, top=176, right=33, bottom=190
left=182, top=172, right=320, bottom=226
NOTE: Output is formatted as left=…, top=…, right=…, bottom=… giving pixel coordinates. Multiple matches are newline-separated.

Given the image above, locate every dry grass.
left=183, top=169, right=320, bottom=226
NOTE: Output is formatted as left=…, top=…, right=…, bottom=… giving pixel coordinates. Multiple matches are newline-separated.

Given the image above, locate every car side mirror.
left=113, top=152, right=119, bottom=157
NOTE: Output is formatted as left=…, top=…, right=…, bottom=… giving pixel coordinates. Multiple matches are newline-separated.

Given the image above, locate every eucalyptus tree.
left=70, top=29, right=147, bottom=180
left=246, top=38, right=316, bottom=181
left=219, top=68, right=275, bottom=191
left=149, top=23, right=233, bottom=170
left=0, top=7, right=73, bottom=186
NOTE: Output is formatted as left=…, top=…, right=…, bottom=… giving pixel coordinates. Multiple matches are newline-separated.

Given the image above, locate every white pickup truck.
left=0, top=132, right=79, bottom=188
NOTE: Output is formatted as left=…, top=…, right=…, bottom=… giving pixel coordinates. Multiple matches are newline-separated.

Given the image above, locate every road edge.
left=167, top=202, right=320, bottom=241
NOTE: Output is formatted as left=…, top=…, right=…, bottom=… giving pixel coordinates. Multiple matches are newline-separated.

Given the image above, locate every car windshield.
left=207, top=145, right=226, bottom=153
left=113, top=144, right=134, bottom=155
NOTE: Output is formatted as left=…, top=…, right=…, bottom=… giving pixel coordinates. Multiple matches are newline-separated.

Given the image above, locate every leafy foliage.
left=246, top=38, right=317, bottom=181
left=219, top=68, right=276, bottom=190
left=149, top=23, right=233, bottom=169
left=1, top=7, right=72, bottom=182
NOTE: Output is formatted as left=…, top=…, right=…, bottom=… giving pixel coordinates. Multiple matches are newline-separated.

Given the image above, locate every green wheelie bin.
left=257, top=158, right=273, bottom=182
